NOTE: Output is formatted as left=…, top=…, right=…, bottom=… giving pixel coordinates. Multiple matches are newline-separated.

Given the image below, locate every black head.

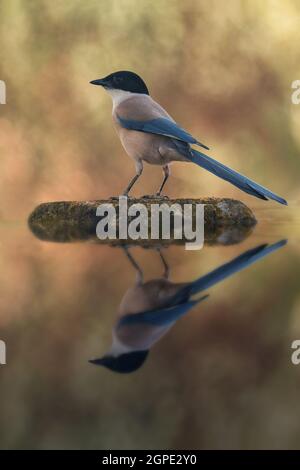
left=90, top=71, right=149, bottom=95
left=89, top=350, right=149, bottom=374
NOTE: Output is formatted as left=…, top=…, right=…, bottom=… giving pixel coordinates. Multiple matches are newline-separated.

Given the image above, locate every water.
left=0, top=202, right=299, bottom=449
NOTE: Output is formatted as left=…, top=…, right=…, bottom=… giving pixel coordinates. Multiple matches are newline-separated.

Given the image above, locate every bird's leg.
left=157, top=248, right=170, bottom=279
left=156, top=165, right=170, bottom=199
left=122, top=246, right=143, bottom=284
left=122, top=160, right=143, bottom=197
left=141, top=165, right=170, bottom=199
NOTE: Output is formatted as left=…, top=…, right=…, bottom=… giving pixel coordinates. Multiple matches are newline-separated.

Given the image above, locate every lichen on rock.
left=28, top=197, right=256, bottom=247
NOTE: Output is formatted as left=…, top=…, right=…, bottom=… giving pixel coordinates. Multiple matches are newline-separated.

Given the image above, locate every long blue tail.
left=190, top=149, right=287, bottom=205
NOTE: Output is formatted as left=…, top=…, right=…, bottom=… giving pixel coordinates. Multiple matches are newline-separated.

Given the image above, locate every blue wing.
left=117, top=115, right=210, bottom=150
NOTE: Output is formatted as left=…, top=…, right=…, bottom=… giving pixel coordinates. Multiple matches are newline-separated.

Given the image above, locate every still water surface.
left=0, top=202, right=299, bottom=449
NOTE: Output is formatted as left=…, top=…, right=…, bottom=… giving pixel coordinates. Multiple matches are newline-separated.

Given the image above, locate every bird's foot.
left=156, top=194, right=169, bottom=200
left=109, top=195, right=132, bottom=200
left=141, top=194, right=155, bottom=199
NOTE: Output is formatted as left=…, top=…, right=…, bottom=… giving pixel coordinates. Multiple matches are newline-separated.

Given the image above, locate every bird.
left=90, top=70, right=287, bottom=205
left=89, top=239, right=287, bottom=373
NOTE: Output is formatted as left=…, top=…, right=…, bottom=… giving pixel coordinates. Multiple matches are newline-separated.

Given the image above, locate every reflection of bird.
left=89, top=240, right=287, bottom=373
left=90, top=71, right=287, bottom=205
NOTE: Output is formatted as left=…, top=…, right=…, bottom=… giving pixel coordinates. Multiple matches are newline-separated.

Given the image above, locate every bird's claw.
left=141, top=194, right=169, bottom=200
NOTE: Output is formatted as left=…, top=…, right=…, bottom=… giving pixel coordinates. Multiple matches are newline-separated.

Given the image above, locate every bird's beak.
left=89, top=78, right=108, bottom=87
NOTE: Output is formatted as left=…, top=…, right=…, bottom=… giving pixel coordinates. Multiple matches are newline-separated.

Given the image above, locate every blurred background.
left=0, top=0, right=300, bottom=450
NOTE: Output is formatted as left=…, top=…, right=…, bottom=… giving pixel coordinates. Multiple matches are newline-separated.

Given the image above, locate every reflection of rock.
left=28, top=197, right=256, bottom=246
